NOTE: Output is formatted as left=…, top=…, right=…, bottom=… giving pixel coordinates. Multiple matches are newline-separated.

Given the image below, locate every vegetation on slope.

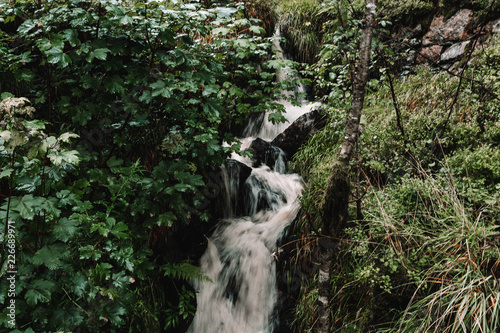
left=285, top=1, right=500, bottom=331
left=1, top=0, right=500, bottom=332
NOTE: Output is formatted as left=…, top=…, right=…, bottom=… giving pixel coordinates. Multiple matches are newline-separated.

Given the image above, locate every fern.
left=161, top=261, right=212, bottom=283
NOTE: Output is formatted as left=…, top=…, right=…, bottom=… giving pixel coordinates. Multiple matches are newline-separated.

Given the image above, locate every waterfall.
left=187, top=28, right=317, bottom=333
left=242, top=27, right=320, bottom=142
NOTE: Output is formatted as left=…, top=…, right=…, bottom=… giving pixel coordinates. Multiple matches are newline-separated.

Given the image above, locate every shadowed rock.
left=271, top=108, right=326, bottom=158
left=250, top=138, right=287, bottom=173
left=220, top=159, right=253, bottom=218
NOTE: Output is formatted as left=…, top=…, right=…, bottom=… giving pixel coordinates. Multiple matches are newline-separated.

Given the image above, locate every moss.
left=378, top=0, right=435, bottom=24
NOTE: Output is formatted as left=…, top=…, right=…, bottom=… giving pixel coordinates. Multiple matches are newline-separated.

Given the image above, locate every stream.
left=187, top=29, right=318, bottom=333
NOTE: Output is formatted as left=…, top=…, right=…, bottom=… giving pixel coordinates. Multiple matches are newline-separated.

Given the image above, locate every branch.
left=376, top=48, right=406, bottom=142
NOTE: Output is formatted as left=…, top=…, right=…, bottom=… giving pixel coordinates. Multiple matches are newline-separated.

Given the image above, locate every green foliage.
left=276, top=0, right=324, bottom=64
left=165, top=285, right=196, bottom=330
left=291, top=281, right=318, bottom=333
left=0, top=0, right=298, bottom=330
left=378, top=0, right=434, bottom=23
left=161, top=261, right=211, bottom=283
left=364, top=173, right=500, bottom=333
left=289, top=11, right=500, bottom=331
left=291, top=106, right=347, bottom=230
left=309, top=0, right=380, bottom=105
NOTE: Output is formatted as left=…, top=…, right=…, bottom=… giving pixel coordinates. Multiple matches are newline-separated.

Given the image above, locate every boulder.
left=440, top=40, right=470, bottom=62
left=391, top=23, right=424, bottom=41
left=417, top=45, right=443, bottom=63
left=250, top=137, right=287, bottom=173
left=219, top=159, right=253, bottom=218
left=491, top=18, right=500, bottom=33
left=423, top=9, right=474, bottom=46
left=271, top=108, right=327, bottom=158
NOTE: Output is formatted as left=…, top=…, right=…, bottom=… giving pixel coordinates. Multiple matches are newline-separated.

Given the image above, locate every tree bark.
left=316, top=1, right=377, bottom=332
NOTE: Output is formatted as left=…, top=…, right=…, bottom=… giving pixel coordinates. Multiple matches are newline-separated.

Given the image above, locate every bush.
left=0, top=0, right=301, bottom=331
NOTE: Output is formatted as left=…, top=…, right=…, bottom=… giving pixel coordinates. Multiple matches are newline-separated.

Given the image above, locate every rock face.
left=423, top=9, right=474, bottom=46
left=417, top=45, right=443, bottom=63
left=271, top=108, right=327, bottom=158
left=492, top=18, right=500, bottom=33
left=219, top=158, right=253, bottom=218
left=391, top=7, right=500, bottom=68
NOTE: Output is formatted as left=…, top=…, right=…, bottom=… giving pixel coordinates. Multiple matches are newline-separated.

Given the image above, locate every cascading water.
left=187, top=28, right=318, bottom=333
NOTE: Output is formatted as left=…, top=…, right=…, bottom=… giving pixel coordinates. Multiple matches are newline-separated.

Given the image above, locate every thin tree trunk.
left=316, top=1, right=377, bottom=332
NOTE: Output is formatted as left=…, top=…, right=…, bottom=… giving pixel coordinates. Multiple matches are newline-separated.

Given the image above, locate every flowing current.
left=188, top=29, right=318, bottom=333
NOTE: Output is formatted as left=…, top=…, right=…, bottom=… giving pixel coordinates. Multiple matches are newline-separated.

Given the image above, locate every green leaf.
left=110, top=222, right=129, bottom=239
left=11, top=195, right=38, bottom=220
left=107, top=156, right=124, bottom=168
left=17, top=19, right=35, bottom=34
left=90, top=262, right=113, bottom=283
left=202, top=84, right=219, bottom=97
left=25, top=279, right=55, bottom=306
left=103, top=75, right=125, bottom=94
left=157, top=212, right=177, bottom=227
left=150, top=80, right=172, bottom=98
left=112, top=271, right=132, bottom=289
left=32, top=244, right=70, bottom=270
left=79, top=244, right=102, bottom=260
left=62, top=29, right=80, bottom=47
left=203, top=100, right=222, bottom=123
left=212, top=27, right=231, bottom=35
left=249, top=25, right=265, bottom=34
left=46, top=47, right=72, bottom=67
left=47, top=149, right=79, bottom=165
left=0, top=168, right=13, bottom=179
left=50, top=306, right=84, bottom=329
left=81, top=75, right=101, bottom=89
left=90, top=222, right=111, bottom=237
left=58, top=132, right=79, bottom=143
left=161, top=261, right=209, bottom=282
left=53, top=218, right=79, bottom=242
left=102, top=301, right=126, bottom=326
left=94, top=47, right=111, bottom=61
left=233, top=38, right=252, bottom=48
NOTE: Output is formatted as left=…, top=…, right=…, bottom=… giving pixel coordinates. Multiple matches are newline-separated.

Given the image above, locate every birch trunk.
left=316, top=1, right=377, bottom=332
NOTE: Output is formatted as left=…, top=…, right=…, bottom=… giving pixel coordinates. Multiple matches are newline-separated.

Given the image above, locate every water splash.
left=242, top=27, right=320, bottom=142
left=188, top=27, right=316, bottom=333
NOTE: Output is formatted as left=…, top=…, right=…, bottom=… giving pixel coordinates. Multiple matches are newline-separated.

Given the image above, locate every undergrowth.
left=288, top=29, right=500, bottom=332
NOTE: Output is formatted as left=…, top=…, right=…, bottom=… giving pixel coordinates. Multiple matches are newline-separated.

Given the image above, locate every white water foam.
left=188, top=26, right=318, bottom=333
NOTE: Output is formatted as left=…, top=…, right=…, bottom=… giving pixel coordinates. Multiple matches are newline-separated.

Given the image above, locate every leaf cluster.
left=0, top=0, right=295, bottom=331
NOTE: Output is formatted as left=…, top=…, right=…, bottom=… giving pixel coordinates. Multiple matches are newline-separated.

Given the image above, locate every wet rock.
left=271, top=108, right=327, bottom=158
left=423, top=9, right=474, bottom=46
left=250, top=137, right=287, bottom=173
left=219, top=159, right=253, bottom=218
left=416, top=45, right=443, bottom=63
left=440, top=40, right=470, bottom=62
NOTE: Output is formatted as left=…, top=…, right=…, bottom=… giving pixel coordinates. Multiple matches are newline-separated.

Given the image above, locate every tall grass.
left=361, top=164, right=500, bottom=332
left=276, top=0, right=324, bottom=63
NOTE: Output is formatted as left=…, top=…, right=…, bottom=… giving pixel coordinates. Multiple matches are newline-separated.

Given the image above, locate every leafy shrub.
left=0, top=0, right=302, bottom=331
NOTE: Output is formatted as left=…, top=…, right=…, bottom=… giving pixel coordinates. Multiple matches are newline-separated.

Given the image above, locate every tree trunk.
left=316, top=1, right=377, bottom=332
